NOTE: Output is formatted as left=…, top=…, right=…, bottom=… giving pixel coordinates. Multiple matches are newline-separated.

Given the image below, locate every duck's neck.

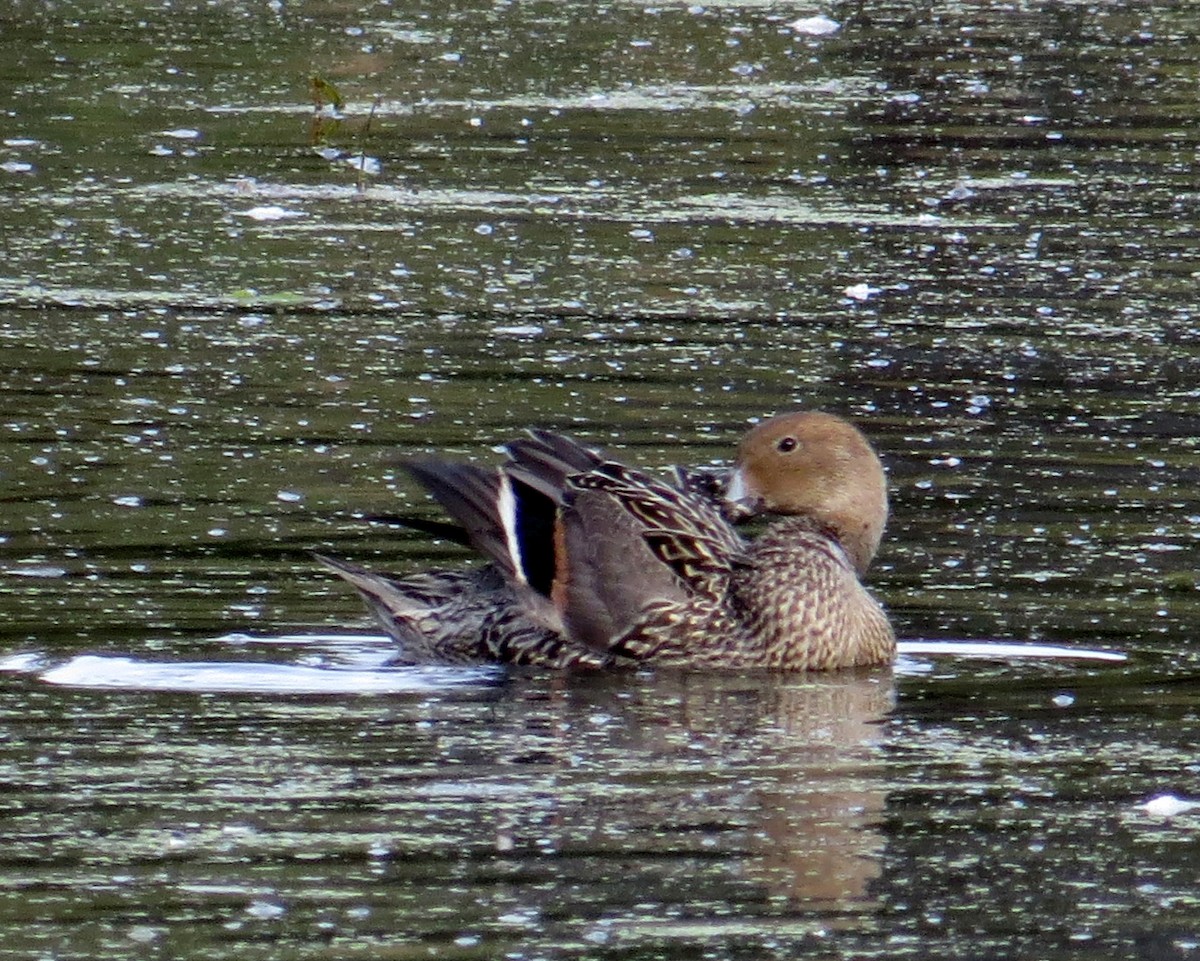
left=755, top=515, right=855, bottom=573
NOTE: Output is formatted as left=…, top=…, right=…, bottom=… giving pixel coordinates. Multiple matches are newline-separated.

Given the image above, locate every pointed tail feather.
left=318, top=553, right=507, bottom=664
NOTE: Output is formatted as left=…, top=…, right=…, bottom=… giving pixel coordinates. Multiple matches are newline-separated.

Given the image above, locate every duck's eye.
left=776, top=436, right=799, bottom=453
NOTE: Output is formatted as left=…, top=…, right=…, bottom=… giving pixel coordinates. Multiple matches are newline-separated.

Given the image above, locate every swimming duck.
left=319, top=411, right=894, bottom=670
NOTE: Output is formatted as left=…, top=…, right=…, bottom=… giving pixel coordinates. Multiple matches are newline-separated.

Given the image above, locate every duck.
left=318, top=411, right=895, bottom=671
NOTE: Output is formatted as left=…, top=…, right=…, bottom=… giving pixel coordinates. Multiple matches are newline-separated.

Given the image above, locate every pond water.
left=2, top=0, right=1200, bottom=958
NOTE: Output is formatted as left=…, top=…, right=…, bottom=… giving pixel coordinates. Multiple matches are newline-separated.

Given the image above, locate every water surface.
left=2, top=1, right=1200, bottom=958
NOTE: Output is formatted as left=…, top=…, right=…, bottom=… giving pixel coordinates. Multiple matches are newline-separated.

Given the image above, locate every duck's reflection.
left=462, top=668, right=894, bottom=916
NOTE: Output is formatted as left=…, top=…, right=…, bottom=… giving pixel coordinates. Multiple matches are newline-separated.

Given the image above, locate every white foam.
left=40, top=654, right=498, bottom=694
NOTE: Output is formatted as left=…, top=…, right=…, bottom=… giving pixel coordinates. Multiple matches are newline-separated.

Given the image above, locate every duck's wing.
left=503, top=429, right=606, bottom=500
left=404, top=461, right=517, bottom=575
left=401, top=433, right=727, bottom=581
left=387, top=431, right=607, bottom=636
left=394, top=432, right=745, bottom=655
left=573, top=462, right=744, bottom=583
left=401, top=459, right=564, bottom=630
left=549, top=461, right=746, bottom=651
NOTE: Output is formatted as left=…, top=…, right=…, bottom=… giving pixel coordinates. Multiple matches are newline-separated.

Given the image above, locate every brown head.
left=725, top=411, right=888, bottom=574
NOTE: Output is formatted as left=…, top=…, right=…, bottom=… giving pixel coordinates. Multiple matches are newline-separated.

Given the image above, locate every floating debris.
left=490, top=324, right=544, bottom=337
left=6, top=565, right=68, bottom=579
left=790, top=15, right=840, bottom=36
left=1138, top=795, right=1200, bottom=818
left=843, top=282, right=882, bottom=301
left=898, top=640, right=1126, bottom=662
left=239, top=205, right=303, bottom=221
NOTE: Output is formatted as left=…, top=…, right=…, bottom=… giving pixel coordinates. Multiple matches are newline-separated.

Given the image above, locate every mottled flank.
left=322, top=411, right=895, bottom=671
left=314, top=557, right=609, bottom=669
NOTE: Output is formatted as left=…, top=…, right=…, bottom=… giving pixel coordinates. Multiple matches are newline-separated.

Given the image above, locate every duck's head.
left=725, top=411, right=888, bottom=574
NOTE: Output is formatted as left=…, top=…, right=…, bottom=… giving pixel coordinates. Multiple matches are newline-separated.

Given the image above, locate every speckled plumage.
left=609, top=516, right=892, bottom=669
left=321, top=411, right=895, bottom=671
left=315, top=556, right=611, bottom=668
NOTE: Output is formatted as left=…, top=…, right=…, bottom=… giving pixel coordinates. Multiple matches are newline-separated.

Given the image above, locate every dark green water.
left=2, top=1, right=1200, bottom=958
